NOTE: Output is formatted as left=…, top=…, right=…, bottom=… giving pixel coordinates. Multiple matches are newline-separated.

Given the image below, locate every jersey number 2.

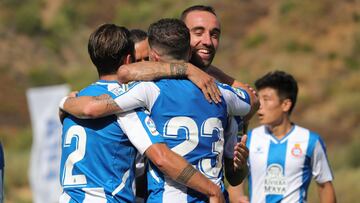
left=62, top=125, right=87, bottom=187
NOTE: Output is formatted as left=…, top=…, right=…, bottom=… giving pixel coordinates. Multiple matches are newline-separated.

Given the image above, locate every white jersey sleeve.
left=114, top=82, right=160, bottom=112
left=311, top=139, right=334, bottom=183
left=219, top=85, right=251, bottom=116
left=117, top=110, right=163, bottom=155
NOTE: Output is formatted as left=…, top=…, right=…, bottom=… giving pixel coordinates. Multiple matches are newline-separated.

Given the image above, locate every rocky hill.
left=0, top=0, right=359, bottom=144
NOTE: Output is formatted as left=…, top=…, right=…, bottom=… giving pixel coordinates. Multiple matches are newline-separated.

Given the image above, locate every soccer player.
left=60, top=18, right=252, bottom=202
left=129, top=28, right=150, bottom=202
left=233, top=71, right=336, bottom=203
left=116, top=5, right=258, bottom=107
left=59, top=23, right=224, bottom=203
left=117, top=7, right=258, bottom=201
left=130, top=29, right=149, bottom=62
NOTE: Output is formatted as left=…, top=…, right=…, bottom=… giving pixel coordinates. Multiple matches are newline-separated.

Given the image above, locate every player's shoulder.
left=294, top=125, right=321, bottom=140
left=250, top=125, right=266, bottom=135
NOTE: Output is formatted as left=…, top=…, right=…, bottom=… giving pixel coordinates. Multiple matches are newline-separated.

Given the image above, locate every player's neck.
left=266, top=117, right=293, bottom=139
left=99, top=74, right=118, bottom=81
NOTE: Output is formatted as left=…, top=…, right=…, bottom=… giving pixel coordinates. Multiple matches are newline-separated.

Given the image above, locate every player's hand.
left=234, top=135, right=249, bottom=170
left=186, top=63, right=222, bottom=104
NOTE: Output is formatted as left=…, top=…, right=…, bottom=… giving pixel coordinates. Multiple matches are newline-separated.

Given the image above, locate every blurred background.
left=0, top=0, right=359, bottom=202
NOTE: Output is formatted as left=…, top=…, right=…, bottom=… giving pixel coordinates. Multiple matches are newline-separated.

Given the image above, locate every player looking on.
left=58, top=23, right=225, bottom=203
left=60, top=18, right=252, bottom=202
left=232, top=71, right=336, bottom=203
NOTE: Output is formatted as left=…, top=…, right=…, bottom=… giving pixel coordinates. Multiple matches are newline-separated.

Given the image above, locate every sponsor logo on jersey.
left=145, top=117, right=159, bottom=136
left=231, top=87, right=246, bottom=100
left=254, top=146, right=264, bottom=154
left=291, top=143, right=303, bottom=157
left=264, top=164, right=287, bottom=195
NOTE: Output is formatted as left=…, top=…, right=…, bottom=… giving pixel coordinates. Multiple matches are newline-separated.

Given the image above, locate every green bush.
left=285, top=40, right=314, bottom=53
left=244, top=33, right=267, bottom=49
left=13, top=1, right=43, bottom=35
left=347, top=137, right=360, bottom=168
left=28, top=66, right=66, bottom=87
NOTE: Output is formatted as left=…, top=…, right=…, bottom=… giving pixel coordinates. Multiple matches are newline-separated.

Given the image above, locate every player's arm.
left=223, top=118, right=248, bottom=186
left=312, top=137, right=337, bottom=203
left=317, top=181, right=336, bottom=203
left=145, top=143, right=225, bottom=202
left=118, top=61, right=221, bottom=103
left=207, top=65, right=235, bottom=85
left=208, top=65, right=259, bottom=118
left=119, top=111, right=224, bottom=203
left=59, top=94, right=121, bottom=118
left=224, top=135, right=249, bottom=186
left=59, top=82, right=155, bottom=118
left=227, top=182, right=249, bottom=203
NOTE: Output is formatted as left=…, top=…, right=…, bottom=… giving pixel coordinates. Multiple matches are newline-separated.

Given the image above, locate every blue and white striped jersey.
left=59, top=80, right=164, bottom=203
left=246, top=125, right=334, bottom=203
left=113, top=79, right=251, bottom=202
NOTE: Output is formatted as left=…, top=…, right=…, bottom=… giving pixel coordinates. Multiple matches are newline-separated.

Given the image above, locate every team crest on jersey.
left=291, top=143, right=303, bottom=157
left=264, top=164, right=287, bottom=195
left=231, top=87, right=246, bottom=100
left=145, top=117, right=159, bottom=136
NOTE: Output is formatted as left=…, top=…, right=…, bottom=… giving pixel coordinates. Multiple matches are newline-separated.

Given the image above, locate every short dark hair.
left=180, top=5, right=217, bottom=21
left=255, top=70, right=298, bottom=114
left=148, top=18, right=190, bottom=60
left=130, top=29, right=147, bottom=44
left=88, top=23, right=134, bottom=76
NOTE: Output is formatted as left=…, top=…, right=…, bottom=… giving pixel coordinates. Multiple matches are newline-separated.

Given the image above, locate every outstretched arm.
left=207, top=65, right=235, bottom=85
left=227, top=182, right=249, bottom=203
left=208, top=65, right=259, bottom=120
left=224, top=135, right=249, bottom=186
left=317, top=181, right=336, bottom=203
left=118, top=61, right=221, bottom=103
left=146, top=143, right=225, bottom=203
left=60, top=94, right=120, bottom=118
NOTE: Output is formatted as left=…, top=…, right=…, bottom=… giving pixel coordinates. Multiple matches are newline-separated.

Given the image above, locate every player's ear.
left=124, top=54, right=133, bottom=65
left=282, top=98, right=292, bottom=113
left=149, top=49, right=160, bottom=62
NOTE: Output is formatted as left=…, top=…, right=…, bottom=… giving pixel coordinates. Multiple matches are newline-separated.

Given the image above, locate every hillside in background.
left=0, top=0, right=359, bottom=202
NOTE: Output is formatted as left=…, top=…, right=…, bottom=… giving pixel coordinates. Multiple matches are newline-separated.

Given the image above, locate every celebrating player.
left=58, top=23, right=224, bottom=203
left=60, top=18, right=253, bottom=202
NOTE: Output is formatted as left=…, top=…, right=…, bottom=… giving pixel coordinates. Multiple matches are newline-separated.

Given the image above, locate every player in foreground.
left=60, top=18, right=252, bottom=202
left=59, top=23, right=225, bottom=203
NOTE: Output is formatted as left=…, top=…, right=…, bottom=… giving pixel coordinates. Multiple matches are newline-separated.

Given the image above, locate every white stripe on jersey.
left=82, top=187, right=106, bottom=202
left=117, top=111, right=159, bottom=155
left=163, top=176, right=187, bottom=203
left=112, top=169, right=130, bottom=196
left=59, top=192, right=71, bottom=203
